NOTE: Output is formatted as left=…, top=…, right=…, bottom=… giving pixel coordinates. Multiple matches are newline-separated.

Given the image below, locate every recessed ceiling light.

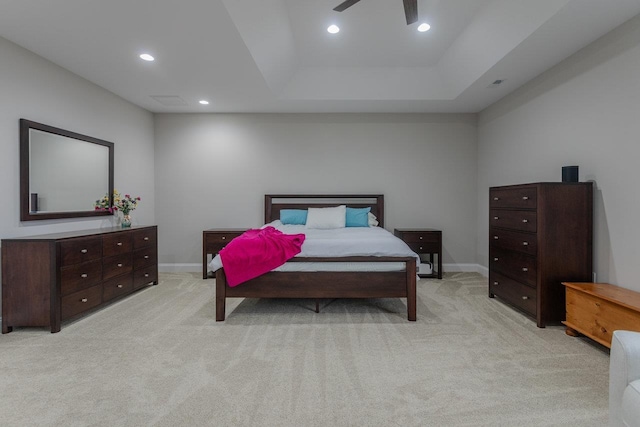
left=417, top=23, right=431, bottom=32
left=327, top=25, right=340, bottom=34
left=139, top=53, right=155, bottom=62
left=199, top=100, right=209, bottom=105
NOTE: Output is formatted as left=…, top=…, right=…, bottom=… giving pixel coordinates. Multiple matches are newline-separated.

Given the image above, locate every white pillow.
left=306, top=205, right=346, bottom=229
left=368, top=212, right=379, bottom=227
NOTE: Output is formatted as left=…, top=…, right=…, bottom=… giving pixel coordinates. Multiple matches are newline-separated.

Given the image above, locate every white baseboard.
left=159, top=263, right=201, bottom=273
left=159, top=263, right=490, bottom=276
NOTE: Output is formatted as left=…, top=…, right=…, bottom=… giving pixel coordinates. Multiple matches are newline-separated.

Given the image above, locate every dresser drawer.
left=396, top=231, right=440, bottom=243
left=490, top=247, right=537, bottom=287
left=490, top=209, right=537, bottom=233
left=60, top=237, right=102, bottom=266
left=103, top=253, right=133, bottom=280
left=406, top=241, right=439, bottom=254
left=133, top=247, right=157, bottom=270
left=60, top=259, right=103, bottom=295
left=206, top=232, right=244, bottom=244
left=133, top=265, right=157, bottom=289
left=490, top=187, right=537, bottom=209
left=490, top=271, right=537, bottom=316
left=489, top=227, right=537, bottom=255
left=133, top=228, right=156, bottom=249
left=61, top=284, right=103, bottom=319
left=103, top=274, right=133, bottom=302
left=103, top=232, right=133, bottom=257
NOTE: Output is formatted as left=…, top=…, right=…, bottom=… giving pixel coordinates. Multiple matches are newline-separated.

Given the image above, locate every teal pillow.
left=346, top=207, right=371, bottom=227
left=280, top=209, right=307, bottom=225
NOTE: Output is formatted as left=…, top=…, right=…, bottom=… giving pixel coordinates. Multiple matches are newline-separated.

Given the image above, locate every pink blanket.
left=219, top=226, right=305, bottom=287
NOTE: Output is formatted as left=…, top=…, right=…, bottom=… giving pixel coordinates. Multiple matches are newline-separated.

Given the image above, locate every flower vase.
left=121, top=213, right=132, bottom=228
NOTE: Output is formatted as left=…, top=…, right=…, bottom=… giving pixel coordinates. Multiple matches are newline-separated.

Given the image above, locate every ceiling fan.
left=333, top=0, right=418, bottom=25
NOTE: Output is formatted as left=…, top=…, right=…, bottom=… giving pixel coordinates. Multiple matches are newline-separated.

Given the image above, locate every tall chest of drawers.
left=488, top=183, right=592, bottom=327
left=2, top=225, right=158, bottom=333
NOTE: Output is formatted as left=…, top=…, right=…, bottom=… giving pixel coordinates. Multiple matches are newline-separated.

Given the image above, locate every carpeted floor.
left=0, top=272, right=610, bottom=426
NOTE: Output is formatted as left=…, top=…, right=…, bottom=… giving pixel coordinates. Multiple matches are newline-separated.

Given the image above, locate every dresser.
left=488, top=183, right=592, bottom=327
left=393, top=228, right=442, bottom=279
left=2, top=225, right=158, bottom=333
left=202, top=229, right=246, bottom=278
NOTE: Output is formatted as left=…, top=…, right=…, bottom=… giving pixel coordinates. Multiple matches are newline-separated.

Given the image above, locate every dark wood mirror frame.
left=20, top=119, right=115, bottom=221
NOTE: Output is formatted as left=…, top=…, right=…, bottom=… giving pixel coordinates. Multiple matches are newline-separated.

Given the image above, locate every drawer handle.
left=493, top=216, right=499, bottom=220
left=493, top=257, right=499, bottom=261
left=144, top=273, right=150, bottom=278
left=117, top=284, right=123, bottom=288
left=80, top=249, right=88, bottom=254
left=117, top=242, right=123, bottom=246
left=419, top=246, right=423, bottom=250
left=522, top=196, right=529, bottom=200
left=419, top=236, right=423, bottom=240
left=144, top=255, right=150, bottom=259
left=144, top=237, right=149, bottom=241
left=522, top=267, right=528, bottom=272
left=522, top=219, right=529, bottom=223
left=493, top=281, right=498, bottom=286
left=600, top=327, right=607, bottom=333
left=81, top=298, right=88, bottom=303
left=522, top=242, right=529, bottom=246
left=117, top=263, right=123, bottom=267
left=522, top=296, right=529, bottom=300
left=493, top=197, right=499, bottom=201
left=493, top=236, right=499, bottom=240
left=81, top=273, right=88, bottom=278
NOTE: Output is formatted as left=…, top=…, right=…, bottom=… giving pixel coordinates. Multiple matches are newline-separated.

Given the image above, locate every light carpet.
left=0, top=272, right=609, bottom=426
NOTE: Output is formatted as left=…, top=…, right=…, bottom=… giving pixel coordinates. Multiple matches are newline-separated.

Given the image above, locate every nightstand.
left=394, top=228, right=442, bottom=279
left=202, top=229, right=246, bottom=279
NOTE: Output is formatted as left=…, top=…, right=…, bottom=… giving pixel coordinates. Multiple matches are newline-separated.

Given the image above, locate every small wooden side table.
left=394, top=228, right=442, bottom=279
left=202, top=229, right=246, bottom=279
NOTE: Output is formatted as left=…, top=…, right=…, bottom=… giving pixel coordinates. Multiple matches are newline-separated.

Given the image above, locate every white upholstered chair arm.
left=609, top=330, right=640, bottom=427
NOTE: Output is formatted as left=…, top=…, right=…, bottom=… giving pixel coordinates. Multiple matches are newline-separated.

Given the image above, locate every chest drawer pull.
left=144, top=255, right=150, bottom=259
left=80, top=273, right=88, bottom=278
left=117, top=242, right=123, bottom=246
left=493, top=236, right=499, bottom=240
left=144, top=273, right=150, bottom=278
left=144, top=237, right=149, bottom=241
left=493, top=281, right=499, bottom=286
left=522, top=196, right=529, bottom=200
left=117, top=263, right=123, bottom=268
left=522, top=267, right=528, bottom=272
left=80, top=249, right=88, bottom=254
left=117, top=284, right=123, bottom=288
left=522, top=242, right=529, bottom=246
left=522, top=219, right=529, bottom=223
left=493, top=257, right=499, bottom=261
left=222, top=236, right=226, bottom=240
left=493, top=216, right=499, bottom=220
left=81, top=298, right=88, bottom=303
left=522, top=296, right=529, bottom=300
left=493, top=197, right=499, bottom=201
left=419, top=236, right=423, bottom=240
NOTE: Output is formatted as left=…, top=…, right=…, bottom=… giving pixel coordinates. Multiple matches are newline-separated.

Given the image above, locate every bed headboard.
left=265, top=194, right=384, bottom=228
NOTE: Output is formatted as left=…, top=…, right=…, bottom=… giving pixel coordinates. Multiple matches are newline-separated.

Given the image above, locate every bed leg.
left=315, top=299, right=320, bottom=313
left=216, top=269, right=227, bottom=321
left=406, top=259, right=417, bottom=321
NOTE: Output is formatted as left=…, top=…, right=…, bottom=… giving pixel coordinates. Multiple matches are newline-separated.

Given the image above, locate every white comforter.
left=208, top=221, right=419, bottom=273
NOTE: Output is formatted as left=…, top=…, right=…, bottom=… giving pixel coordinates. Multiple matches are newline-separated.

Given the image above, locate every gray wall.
left=0, top=36, right=155, bottom=246
left=477, top=14, right=640, bottom=291
left=154, top=113, right=478, bottom=271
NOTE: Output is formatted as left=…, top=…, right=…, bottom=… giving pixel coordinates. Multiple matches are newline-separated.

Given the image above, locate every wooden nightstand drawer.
left=206, top=232, right=243, bottom=244
left=406, top=241, right=439, bottom=253
left=393, top=228, right=442, bottom=279
left=397, top=232, right=440, bottom=243
left=203, top=229, right=247, bottom=279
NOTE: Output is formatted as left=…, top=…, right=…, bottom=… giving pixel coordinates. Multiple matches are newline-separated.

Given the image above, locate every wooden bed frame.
left=215, top=194, right=417, bottom=321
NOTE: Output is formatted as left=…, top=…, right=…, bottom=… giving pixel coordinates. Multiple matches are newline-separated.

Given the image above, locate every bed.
left=214, top=194, right=418, bottom=321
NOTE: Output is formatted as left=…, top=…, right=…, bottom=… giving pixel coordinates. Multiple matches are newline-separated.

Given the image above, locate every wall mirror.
left=20, top=119, right=114, bottom=221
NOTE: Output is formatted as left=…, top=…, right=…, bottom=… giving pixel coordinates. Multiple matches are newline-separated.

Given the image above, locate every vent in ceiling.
left=150, top=95, right=188, bottom=106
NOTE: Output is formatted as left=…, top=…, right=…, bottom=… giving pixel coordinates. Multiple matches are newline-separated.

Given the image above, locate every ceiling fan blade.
left=403, top=0, right=418, bottom=25
left=333, top=0, right=361, bottom=12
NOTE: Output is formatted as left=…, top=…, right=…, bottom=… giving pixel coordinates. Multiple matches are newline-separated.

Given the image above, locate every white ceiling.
left=1, top=0, right=639, bottom=113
